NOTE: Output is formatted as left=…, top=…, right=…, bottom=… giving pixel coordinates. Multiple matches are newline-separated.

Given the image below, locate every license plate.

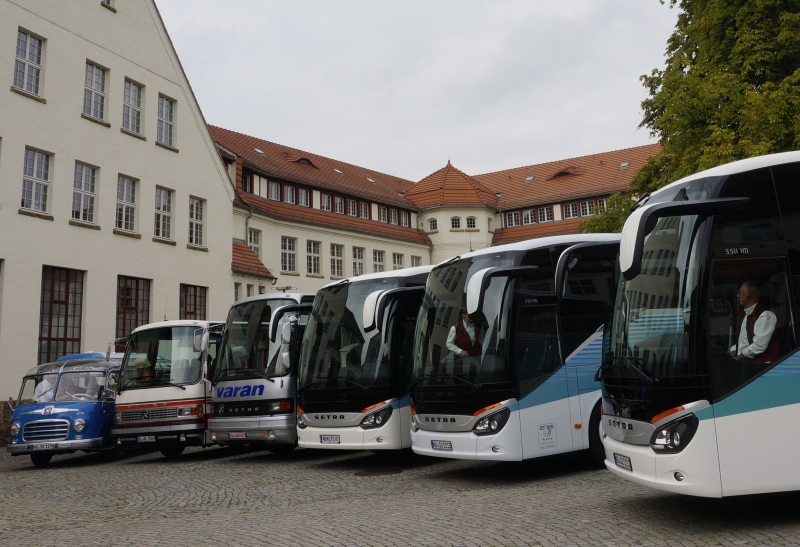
left=614, top=453, right=632, bottom=472
left=28, top=443, right=57, bottom=451
left=228, top=432, right=246, bottom=439
left=320, top=435, right=340, bottom=444
left=136, top=436, right=156, bottom=443
left=431, top=440, right=452, bottom=451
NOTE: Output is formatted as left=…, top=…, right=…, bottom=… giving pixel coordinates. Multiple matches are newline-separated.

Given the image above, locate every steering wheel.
left=72, top=393, right=95, bottom=401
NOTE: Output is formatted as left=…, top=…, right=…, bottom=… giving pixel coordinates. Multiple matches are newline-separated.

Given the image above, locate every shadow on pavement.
left=427, top=451, right=602, bottom=484
left=311, top=448, right=450, bottom=473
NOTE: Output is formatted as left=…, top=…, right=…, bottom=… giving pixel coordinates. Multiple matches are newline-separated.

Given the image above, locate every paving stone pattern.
left=2, top=447, right=800, bottom=546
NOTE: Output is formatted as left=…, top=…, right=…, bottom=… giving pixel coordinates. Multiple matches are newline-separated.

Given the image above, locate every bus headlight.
left=178, top=406, right=203, bottom=417
left=360, top=406, right=393, bottom=429
left=473, top=408, right=510, bottom=436
left=650, top=414, right=699, bottom=454
left=73, top=419, right=86, bottom=433
left=114, top=412, right=121, bottom=423
left=267, top=401, right=293, bottom=414
left=10, top=423, right=20, bottom=436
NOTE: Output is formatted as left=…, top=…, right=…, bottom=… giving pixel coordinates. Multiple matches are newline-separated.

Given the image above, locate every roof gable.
left=404, top=161, right=498, bottom=209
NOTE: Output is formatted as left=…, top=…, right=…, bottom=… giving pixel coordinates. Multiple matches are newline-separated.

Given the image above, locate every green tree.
left=581, top=0, right=800, bottom=233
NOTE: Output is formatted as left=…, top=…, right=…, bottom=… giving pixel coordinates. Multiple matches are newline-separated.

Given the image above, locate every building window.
left=580, top=200, right=595, bottom=217
left=246, top=284, right=253, bottom=297
left=522, top=209, right=536, bottom=225
left=488, top=218, right=493, bottom=231
left=13, top=30, right=43, bottom=96
left=373, top=250, right=385, bottom=273
left=353, top=247, right=364, bottom=276
left=188, top=197, right=204, bottom=246
left=116, top=275, right=150, bottom=340
left=157, top=95, right=175, bottom=147
left=268, top=181, right=280, bottom=201
left=234, top=283, right=241, bottom=302
left=390, top=209, right=398, bottom=225
left=334, top=196, right=345, bottom=214
left=392, top=253, right=403, bottom=270
left=122, top=79, right=143, bottom=134
left=180, top=284, right=207, bottom=320
left=563, top=203, right=579, bottom=219
left=506, top=212, right=520, bottom=228
left=83, top=62, right=106, bottom=120
left=401, top=211, right=409, bottom=227
left=596, top=198, right=608, bottom=213
left=378, top=206, right=388, bottom=223
left=21, top=148, right=50, bottom=213
left=281, top=237, right=296, bottom=272
left=259, top=285, right=265, bottom=294
left=71, top=162, right=96, bottom=223
left=451, top=217, right=461, bottom=229
left=38, top=267, right=84, bottom=364
left=411, top=256, right=421, bottom=268
left=331, top=244, right=344, bottom=277
left=284, top=186, right=296, bottom=204
left=360, top=202, right=370, bottom=219
left=320, top=194, right=332, bottom=211
left=466, top=217, right=476, bottom=229
left=538, top=206, right=554, bottom=222
left=348, top=199, right=357, bottom=216
left=429, top=218, right=438, bottom=231
left=242, top=173, right=253, bottom=194
left=248, top=228, right=261, bottom=257
left=154, top=187, right=172, bottom=239
left=115, top=176, right=136, bottom=231
left=299, top=188, right=310, bottom=207
left=307, top=241, right=321, bottom=274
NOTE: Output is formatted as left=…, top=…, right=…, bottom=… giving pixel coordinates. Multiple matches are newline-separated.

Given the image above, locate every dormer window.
left=298, top=158, right=311, bottom=165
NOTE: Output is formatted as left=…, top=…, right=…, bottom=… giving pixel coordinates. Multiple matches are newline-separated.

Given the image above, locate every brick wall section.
left=0, top=399, right=12, bottom=447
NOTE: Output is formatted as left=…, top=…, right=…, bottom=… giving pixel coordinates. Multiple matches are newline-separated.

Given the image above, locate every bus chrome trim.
left=413, top=414, right=475, bottom=432
left=602, top=400, right=710, bottom=445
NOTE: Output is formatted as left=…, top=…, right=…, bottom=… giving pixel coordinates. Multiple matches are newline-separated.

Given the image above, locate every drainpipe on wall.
left=244, top=204, right=254, bottom=243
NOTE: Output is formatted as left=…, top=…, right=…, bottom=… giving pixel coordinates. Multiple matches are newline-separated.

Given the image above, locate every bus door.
left=270, top=304, right=313, bottom=376
left=514, top=292, right=573, bottom=457
left=556, top=240, right=619, bottom=449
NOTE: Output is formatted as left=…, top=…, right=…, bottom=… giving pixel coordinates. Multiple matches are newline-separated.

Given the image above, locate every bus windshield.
left=215, top=298, right=295, bottom=383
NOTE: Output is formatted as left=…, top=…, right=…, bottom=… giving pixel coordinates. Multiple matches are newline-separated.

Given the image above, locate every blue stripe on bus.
left=394, top=394, right=410, bottom=409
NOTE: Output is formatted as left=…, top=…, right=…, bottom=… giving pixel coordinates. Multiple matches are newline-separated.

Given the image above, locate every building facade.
left=0, top=0, right=234, bottom=397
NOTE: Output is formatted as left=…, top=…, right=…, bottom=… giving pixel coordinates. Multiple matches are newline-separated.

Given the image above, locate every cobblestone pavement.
left=2, top=446, right=800, bottom=547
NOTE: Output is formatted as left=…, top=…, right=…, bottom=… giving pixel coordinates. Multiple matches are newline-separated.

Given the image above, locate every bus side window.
left=515, top=298, right=561, bottom=398
left=770, top=162, right=800, bottom=344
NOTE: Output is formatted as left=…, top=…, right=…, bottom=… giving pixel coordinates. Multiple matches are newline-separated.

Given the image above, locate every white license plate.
left=137, top=436, right=156, bottom=443
left=614, top=453, right=632, bottom=472
left=228, top=432, right=246, bottom=439
left=320, top=435, right=340, bottom=444
left=431, top=440, right=452, bottom=451
left=28, top=443, right=57, bottom=451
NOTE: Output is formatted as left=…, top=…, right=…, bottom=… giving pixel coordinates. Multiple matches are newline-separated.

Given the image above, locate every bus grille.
left=118, top=408, right=178, bottom=423
left=22, top=420, right=70, bottom=442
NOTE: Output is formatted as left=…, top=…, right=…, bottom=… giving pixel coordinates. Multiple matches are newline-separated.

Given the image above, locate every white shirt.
left=33, top=376, right=55, bottom=403
left=446, top=320, right=476, bottom=354
left=730, top=303, right=777, bottom=359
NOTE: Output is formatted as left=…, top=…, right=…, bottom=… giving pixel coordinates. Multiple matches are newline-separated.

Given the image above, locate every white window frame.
left=188, top=196, right=205, bottom=247
left=72, top=162, right=96, bottom=223
left=378, top=206, right=388, bottom=223
left=596, top=198, right=608, bottom=213
left=298, top=188, right=310, bottom=207
left=331, top=244, right=344, bottom=277
left=268, top=181, right=280, bottom=201
left=538, top=206, right=554, bottom=222
left=392, top=253, right=403, bottom=270
left=580, top=200, right=595, bottom=217
left=320, top=194, right=332, bottom=211
left=411, top=256, right=421, bottom=268
left=522, top=209, right=536, bottom=225
left=466, top=217, right=476, bottom=229
left=154, top=186, right=173, bottom=240
left=563, top=203, right=579, bottom=219
left=83, top=61, right=106, bottom=120
left=247, top=284, right=253, bottom=298
left=360, top=202, right=370, bottom=219
left=13, top=30, right=43, bottom=96
left=248, top=228, right=261, bottom=258
left=335, top=196, right=345, bottom=214
left=284, top=185, right=296, bottom=204
left=506, top=212, right=520, bottom=228
left=234, top=282, right=241, bottom=302
left=307, top=241, right=321, bottom=274
left=373, top=250, right=385, bottom=273
left=157, top=95, right=176, bottom=148
left=390, top=209, right=398, bottom=225
left=353, top=247, right=365, bottom=276
left=451, top=217, right=461, bottom=229
left=281, top=237, right=297, bottom=272
left=488, top=218, right=493, bottom=231
left=347, top=199, right=357, bottom=216
left=401, top=211, right=409, bottom=227
left=21, top=148, right=49, bottom=213
left=122, top=79, right=143, bottom=134
left=429, top=218, right=438, bottom=231
left=116, top=175, right=136, bottom=232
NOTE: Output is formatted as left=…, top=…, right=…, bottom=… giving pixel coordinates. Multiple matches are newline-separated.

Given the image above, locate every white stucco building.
left=0, top=0, right=233, bottom=397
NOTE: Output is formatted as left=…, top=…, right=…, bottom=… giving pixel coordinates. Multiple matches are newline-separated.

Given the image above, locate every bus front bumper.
left=113, top=422, right=205, bottom=447
left=7, top=437, right=104, bottom=454
left=411, top=423, right=521, bottom=461
left=208, top=415, right=296, bottom=445
left=298, top=414, right=402, bottom=450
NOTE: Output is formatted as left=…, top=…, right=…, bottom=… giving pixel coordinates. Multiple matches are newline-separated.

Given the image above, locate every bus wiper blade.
left=614, top=356, right=658, bottom=385
left=408, top=373, right=481, bottom=390
left=296, top=381, right=325, bottom=394
left=448, top=374, right=482, bottom=389
left=344, top=378, right=369, bottom=391
left=218, top=369, right=275, bottom=383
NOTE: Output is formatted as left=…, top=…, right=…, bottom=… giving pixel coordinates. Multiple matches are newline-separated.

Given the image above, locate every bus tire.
left=160, top=446, right=185, bottom=459
left=266, top=443, right=296, bottom=456
left=30, top=453, right=53, bottom=467
left=587, top=401, right=605, bottom=468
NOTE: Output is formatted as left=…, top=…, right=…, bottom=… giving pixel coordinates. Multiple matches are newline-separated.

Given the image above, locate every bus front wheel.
left=160, top=446, right=185, bottom=459
left=587, top=401, right=605, bottom=468
left=30, top=453, right=53, bottom=467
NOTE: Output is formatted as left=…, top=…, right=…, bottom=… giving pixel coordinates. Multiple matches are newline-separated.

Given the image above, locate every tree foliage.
left=581, top=0, right=800, bottom=233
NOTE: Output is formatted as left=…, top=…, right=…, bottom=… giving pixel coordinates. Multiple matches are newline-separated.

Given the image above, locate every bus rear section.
left=296, top=267, right=431, bottom=451
left=112, top=320, right=221, bottom=458
left=410, top=235, right=618, bottom=461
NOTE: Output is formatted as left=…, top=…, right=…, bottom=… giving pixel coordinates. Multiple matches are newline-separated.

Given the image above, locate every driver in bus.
left=33, top=374, right=56, bottom=403
left=132, top=358, right=152, bottom=384
left=729, top=281, right=780, bottom=362
left=446, top=307, right=482, bottom=367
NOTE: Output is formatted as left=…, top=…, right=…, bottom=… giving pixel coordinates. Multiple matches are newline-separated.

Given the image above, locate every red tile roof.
left=491, top=218, right=584, bottom=245
left=210, top=126, right=418, bottom=209
left=404, top=161, right=498, bottom=209
left=232, top=241, right=275, bottom=279
left=234, top=192, right=431, bottom=246
left=474, top=144, right=660, bottom=211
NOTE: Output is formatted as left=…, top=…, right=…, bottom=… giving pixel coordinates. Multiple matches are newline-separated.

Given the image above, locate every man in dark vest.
left=729, top=281, right=780, bottom=363
left=446, top=307, right=482, bottom=362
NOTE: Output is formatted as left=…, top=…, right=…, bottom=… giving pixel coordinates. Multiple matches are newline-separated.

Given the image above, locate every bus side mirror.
left=107, top=337, right=127, bottom=361
left=99, top=389, right=116, bottom=401
left=466, top=265, right=540, bottom=315
left=281, top=321, right=292, bottom=345
left=363, top=290, right=383, bottom=332
left=193, top=330, right=208, bottom=353
left=277, top=351, right=291, bottom=375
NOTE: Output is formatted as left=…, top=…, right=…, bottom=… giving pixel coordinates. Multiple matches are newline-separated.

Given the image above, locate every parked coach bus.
left=410, top=234, right=619, bottom=462
left=296, top=266, right=433, bottom=451
left=601, top=151, right=800, bottom=498
left=208, top=293, right=314, bottom=454
left=112, top=320, right=222, bottom=458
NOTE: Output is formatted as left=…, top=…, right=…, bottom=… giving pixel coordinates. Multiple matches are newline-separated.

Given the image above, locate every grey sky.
left=157, top=1, right=677, bottom=182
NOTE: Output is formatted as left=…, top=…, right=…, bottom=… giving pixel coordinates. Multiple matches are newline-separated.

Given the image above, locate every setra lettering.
left=424, top=417, right=457, bottom=423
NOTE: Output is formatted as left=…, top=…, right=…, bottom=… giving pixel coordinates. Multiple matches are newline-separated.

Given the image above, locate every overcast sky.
left=157, top=1, right=678, bottom=182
